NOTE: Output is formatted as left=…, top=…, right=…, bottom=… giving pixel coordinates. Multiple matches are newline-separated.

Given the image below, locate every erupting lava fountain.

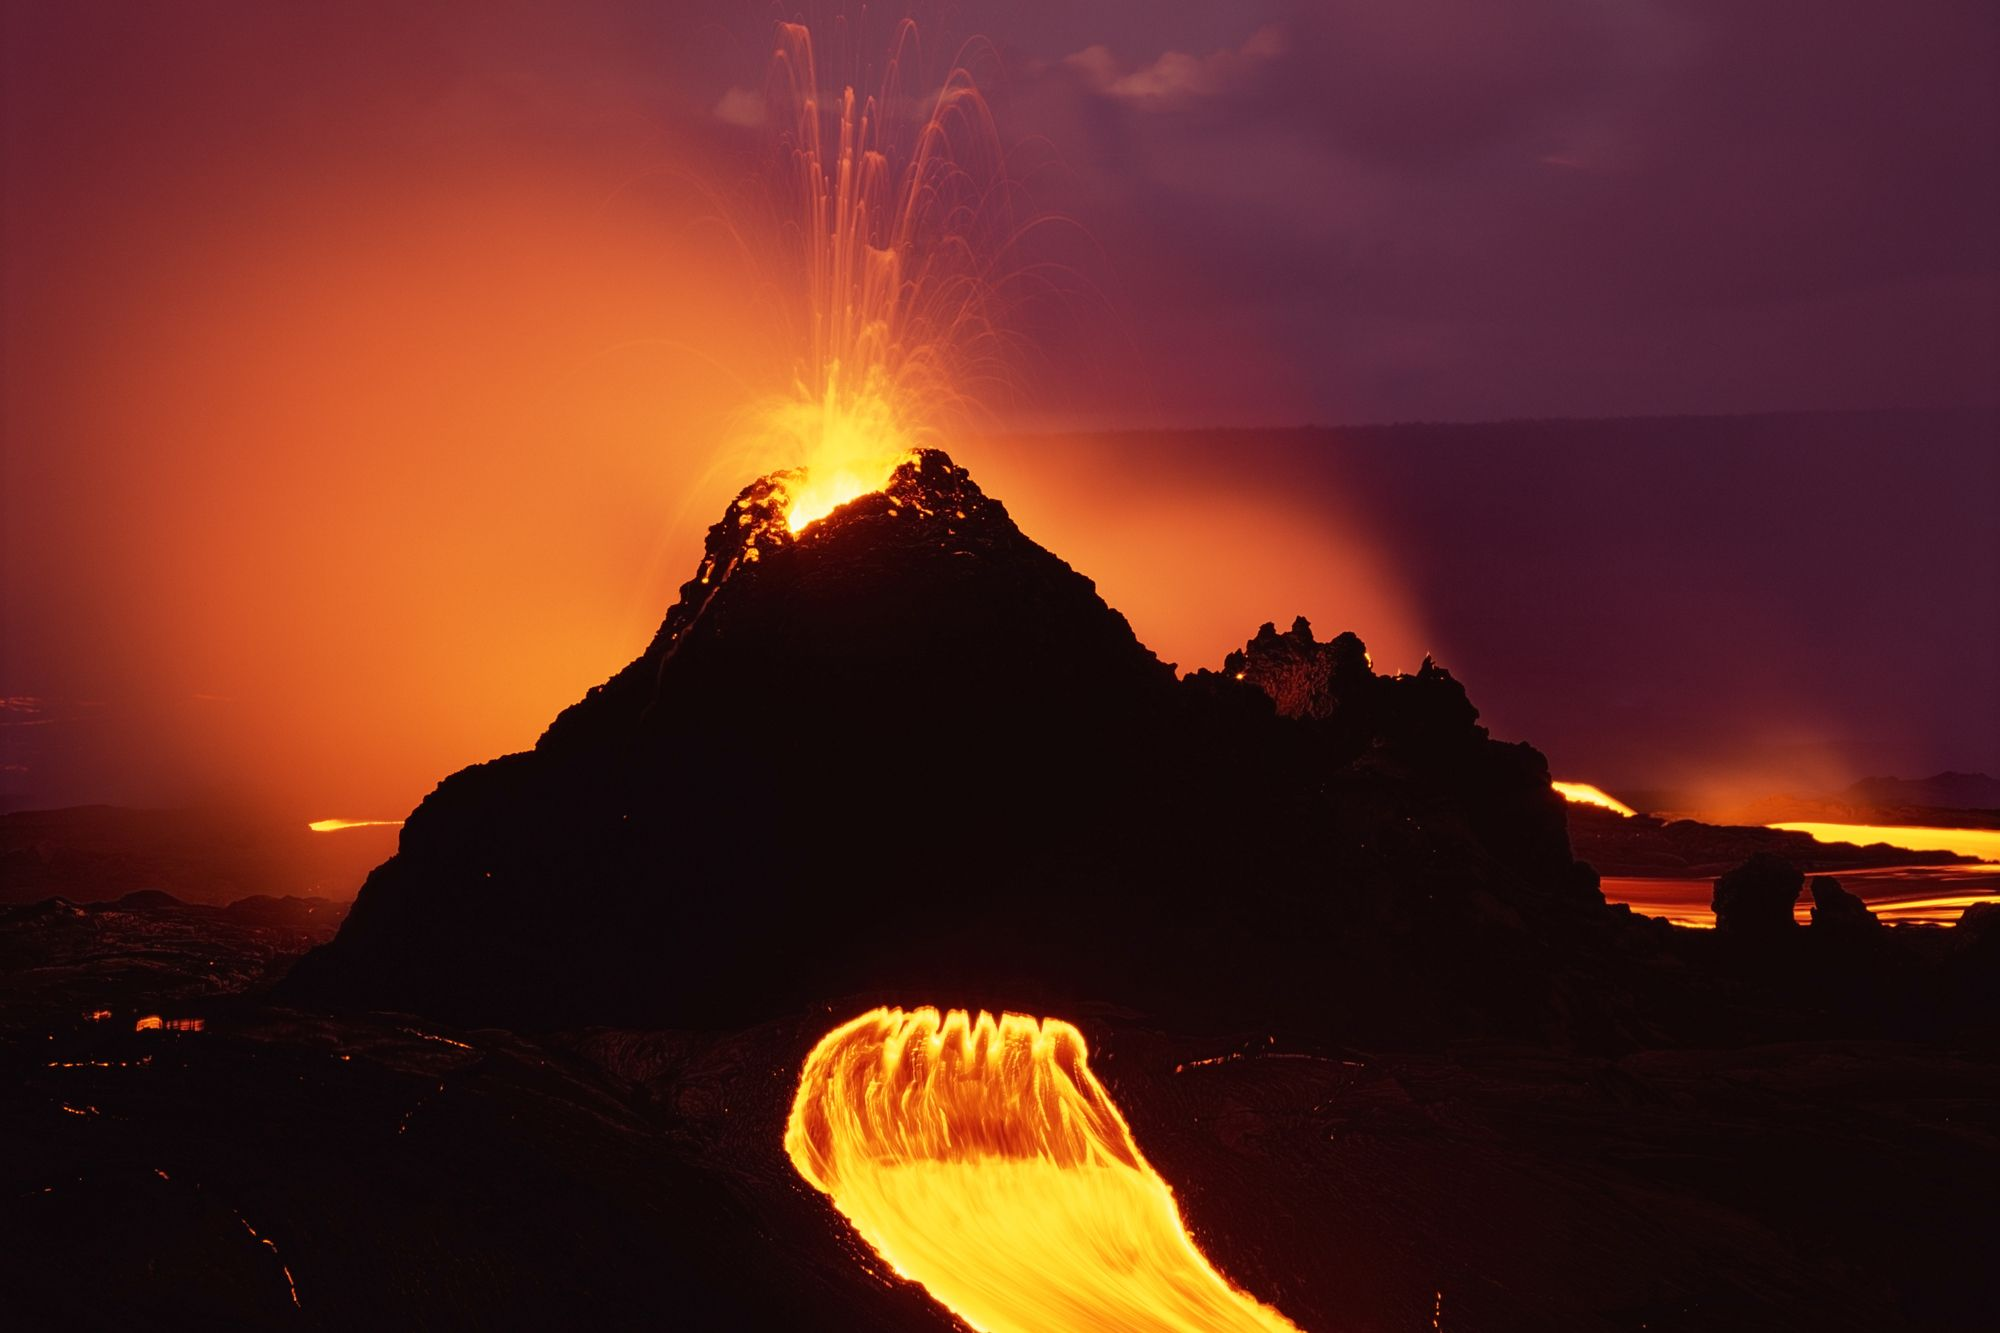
left=740, top=18, right=1033, bottom=534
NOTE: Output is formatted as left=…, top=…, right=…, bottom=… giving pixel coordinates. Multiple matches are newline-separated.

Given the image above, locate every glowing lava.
left=1767, top=822, right=2000, bottom=862
left=741, top=19, right=1027, bottom=533
left=764, top=383, right=913, bottom=533
left=1552, top=781, right=1637, bottom=817
left=1601, top=863, right=2000, bottom=927
left=785, top=1006, right=1304, bottom=1333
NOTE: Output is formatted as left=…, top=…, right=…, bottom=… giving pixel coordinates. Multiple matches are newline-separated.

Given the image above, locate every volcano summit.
left=19, top=453, right=2000, bottom=1332
left=284, top=451, right=1594, bottom=1037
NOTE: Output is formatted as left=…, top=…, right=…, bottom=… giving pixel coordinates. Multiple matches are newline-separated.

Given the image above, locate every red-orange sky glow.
left=3, top=3, right=1995, bottom=827
left=0, top=4, right=1426, bottom=824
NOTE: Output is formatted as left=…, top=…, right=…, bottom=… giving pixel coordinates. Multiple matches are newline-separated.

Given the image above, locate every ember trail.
left=786, top=1007, right=1305, bottom=1333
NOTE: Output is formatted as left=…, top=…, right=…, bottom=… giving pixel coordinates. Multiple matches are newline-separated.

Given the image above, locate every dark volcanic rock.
left=1712, top=853, right=1804, bottom=936
left=1808, top=876, right=1879, bottom=933
left=1222, top=615, right=1370, bottom=720
left=10, top=997, right=1997, bottom=1332
left=283, top=451, right=1586, bottom=1037
left=1952, top=902, right=2000, bottom=1012
left=1208, top=617, right=1581, bottom=916
left=1958, top=900, right=2000, bottom=941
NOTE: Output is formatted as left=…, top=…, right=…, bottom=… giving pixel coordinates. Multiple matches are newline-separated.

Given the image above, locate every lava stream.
left=785, top=1006, right=1305, bottom=1333
left=1551, top=781, right=1636, bottom=817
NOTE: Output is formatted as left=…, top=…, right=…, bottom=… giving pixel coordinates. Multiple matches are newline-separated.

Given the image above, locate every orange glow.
left=1, top=21, right=781, bottom=822
left=1766, top=822, right=2000, bottom=862
left=307, top=818, right=405, bottom=834
left=1602, top=863, right=2000, bottom=927
left=3, top=10, right=1429, bottom=826
left=958, top=438, right=1432, bottom=678
left=738, top=20, right=1020, bottom=534
left=134, top=1013, right=204, bottom=1033
left=785, top=1006, right=1303, bottom=1333
left=762, top=387, right=913, bottom=534
left=1552, top=780, right=1637, bottom=817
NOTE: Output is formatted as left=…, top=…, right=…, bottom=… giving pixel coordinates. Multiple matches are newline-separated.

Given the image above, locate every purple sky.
left=994, top=0, right=1999, bottom=424
left=8, top=0, right=1990, bottom=425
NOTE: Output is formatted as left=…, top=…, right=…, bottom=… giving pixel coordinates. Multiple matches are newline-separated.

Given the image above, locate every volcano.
left=283, top=451, right=1594, bottom=1037
left=19, top=453, right=2000, bottom=1332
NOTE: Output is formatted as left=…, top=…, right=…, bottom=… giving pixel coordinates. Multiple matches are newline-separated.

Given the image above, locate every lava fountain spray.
left=787, top=1007, right=1306, bottom=1333
left=742, top=17, right=1034, bottom=533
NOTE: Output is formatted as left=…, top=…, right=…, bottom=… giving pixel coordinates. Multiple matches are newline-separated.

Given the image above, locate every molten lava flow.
left=1767, top=821, right=2000, bottom=862
left=1552, top=781, right=1637, bottom=817
left=785, top=1007, right=1304, bottom=1333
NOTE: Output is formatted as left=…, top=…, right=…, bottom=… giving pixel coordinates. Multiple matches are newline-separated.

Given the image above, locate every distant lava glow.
left=1552, top=781, right=1637, bottom=817
left=785, top=1007, right=1304, bottom=1333
left=1767, top=822, right=2000, bottom=862
left=743, top=20, right=1025, bottom=535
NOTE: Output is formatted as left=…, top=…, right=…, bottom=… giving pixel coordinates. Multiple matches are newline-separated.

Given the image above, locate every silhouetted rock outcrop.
left=1808, top=876, right=1879, bottom=933
left=283, top=451, right=1593, bottom=1037
left=1712, top=853, right=1803, bottom=936
left=1952, top=902, right=2000, bottom=1012
left=1208, top=618, right=1583, bottom=916
left=1958, top=900, right=2000, bottom=940
left=1221, top=616, right=1370, bottom=721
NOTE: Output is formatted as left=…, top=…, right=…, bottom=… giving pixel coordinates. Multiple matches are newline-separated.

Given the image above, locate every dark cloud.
left=1002, top=0, right=1998, bottom=422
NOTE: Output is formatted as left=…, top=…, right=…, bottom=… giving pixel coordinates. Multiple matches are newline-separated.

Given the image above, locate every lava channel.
left=785, top=1006, right=1306, bottom=1333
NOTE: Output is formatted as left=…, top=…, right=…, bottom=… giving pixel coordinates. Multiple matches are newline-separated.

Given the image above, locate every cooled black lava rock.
left=1712, top=852, right=1804, bottom=936
left=283, top=451, right=1589, bottom=1036
left=1221, top=615, right=1370, bottom=721
left=1952, top=902, right=2000, bottom=1012
left=1809, top=876, right=1879, bottom=933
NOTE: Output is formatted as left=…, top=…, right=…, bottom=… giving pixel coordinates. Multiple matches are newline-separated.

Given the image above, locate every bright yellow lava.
left=761, top=378, right=913, bottom=533
left=1552, top=781, right=1637, bottom=818
left=306, top=818, right=404, bottom=833
left=737, top=21, right=1000, bottom=536
left=1768, top=822, right=2000, bottom=862
left=785, top=1006, right=1304, bottom=1333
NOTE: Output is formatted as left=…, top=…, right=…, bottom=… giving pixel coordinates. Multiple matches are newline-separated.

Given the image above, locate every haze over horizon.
left=3, top=2, right=1995, bottom=820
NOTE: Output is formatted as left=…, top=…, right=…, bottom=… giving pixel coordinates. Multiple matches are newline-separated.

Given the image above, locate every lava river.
left=785, top=1006, right=1306, bottom=1333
